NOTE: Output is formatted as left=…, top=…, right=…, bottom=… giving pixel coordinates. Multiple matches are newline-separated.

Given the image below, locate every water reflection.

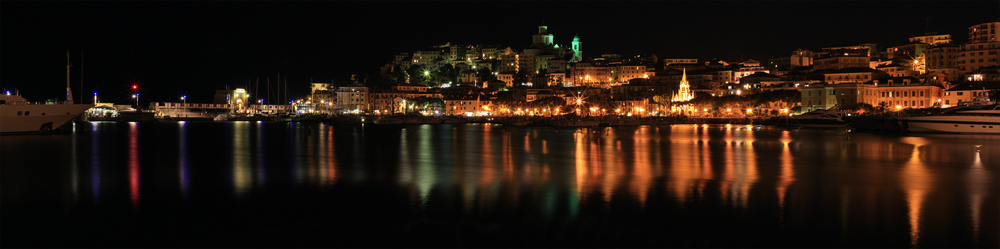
left=321, top=124, right=336, bottom=186
left=128, top=123, right=140, bottom=209
left=91, top=123, right=101, bottom=201
left=7, top=123, right=997, bottom=247
left=631, top=127, right=653, bottom=206
left=721, top=127, right=758, bottom=208
left=179, top=122, right=189, bottom=197
left=416, top=125, right=436, bottom=206
left=232, top=122, right=251, bottom=196
left=899, top=137, right=932, bottom=248
left=776, top=131, right=795, bottom=219
left=257, top=121, right=267, bottom=188
left=70, top=126, right=79, bottom=202
left=967, top=144, right=988, bottom=246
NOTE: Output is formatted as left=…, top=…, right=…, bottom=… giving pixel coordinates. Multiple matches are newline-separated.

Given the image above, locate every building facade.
left=909, top=33, right=951, bottom=45
left=335, top=86, right=369, bottom=112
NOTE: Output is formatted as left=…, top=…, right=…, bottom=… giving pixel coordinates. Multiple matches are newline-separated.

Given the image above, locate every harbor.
left=3, top=2, right=999, bottom=247
left=3, top=121, right=997, bottom=247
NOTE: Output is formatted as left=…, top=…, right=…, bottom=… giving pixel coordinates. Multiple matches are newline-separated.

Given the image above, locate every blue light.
left=93, top=92, right=97, bottom=96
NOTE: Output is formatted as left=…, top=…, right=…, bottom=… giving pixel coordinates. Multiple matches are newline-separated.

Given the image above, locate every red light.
left=132, top=85, right=138, bottom=89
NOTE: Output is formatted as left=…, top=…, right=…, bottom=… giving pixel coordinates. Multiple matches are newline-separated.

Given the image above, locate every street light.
left=181, top=95, right=186, bottom=106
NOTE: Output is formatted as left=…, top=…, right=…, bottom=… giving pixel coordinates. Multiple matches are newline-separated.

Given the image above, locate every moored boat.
left=1, top=94, right=93, bottom=133
left=549, top=118, right=598, bottom=127
left=900, top=104, right=1000, bottom=134
left=775, top=109, right=849, bottom=128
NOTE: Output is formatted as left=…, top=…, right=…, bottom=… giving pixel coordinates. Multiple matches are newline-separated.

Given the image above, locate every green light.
left=424, top=71, right=429, bottom=75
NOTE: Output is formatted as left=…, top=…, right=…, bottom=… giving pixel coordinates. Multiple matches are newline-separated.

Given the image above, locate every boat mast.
left=66, top=51, right=74, bottom=104
left=79, top=50, right=84, bottom=103
left=277, top=72, right=280, bottom=104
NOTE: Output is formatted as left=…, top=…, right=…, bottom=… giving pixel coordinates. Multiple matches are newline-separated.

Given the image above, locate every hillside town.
left=142, top=21, right=999, bottom=121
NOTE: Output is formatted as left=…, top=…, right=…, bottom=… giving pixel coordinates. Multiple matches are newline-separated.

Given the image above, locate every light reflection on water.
left=232, top=121, right=251, bottom=196
left=0, top=122, right=997, bottom=247
left=179, top=122, right=189, bottom=197
left=128, top=122, right=140, bottom=209
left=900, top=137, right=932, bottom=248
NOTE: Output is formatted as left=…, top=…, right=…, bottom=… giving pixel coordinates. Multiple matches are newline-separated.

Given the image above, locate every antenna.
left=80, top=50, right=84, bottom=103
left=66, top=51, right=74, bottom=104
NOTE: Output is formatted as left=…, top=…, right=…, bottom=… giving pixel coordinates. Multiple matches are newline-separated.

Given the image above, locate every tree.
left=477, top=67, right=498, bottom=83
left=512, top=71, right=530, bottom=88
left=436, top=64, right=458, bottom=85
left=583, top=94, right=612, bottom=111
left=391, top=65, right=408, bottom=83
left=366, top=74, right=396, bottom=90
left=405, top=65, right=428, bottom=83
left=529, top=96, right=566, bottom=110
left=412, top=97, right=445, bottom=111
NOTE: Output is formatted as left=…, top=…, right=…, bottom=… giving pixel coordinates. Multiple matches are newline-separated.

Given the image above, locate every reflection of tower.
left=672, top=69, right=693, bottom=102
left=571, top=34, right=582, bottom=62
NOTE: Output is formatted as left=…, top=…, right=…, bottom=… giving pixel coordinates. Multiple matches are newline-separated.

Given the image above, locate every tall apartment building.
left=449, top=45, right=467, bottom=61
left=928, top=22, right=1000, bottom=75
left=909, top=33, right=951, bottom=45
left=925, top=44, right=962, bottom=70
left=813, top=45, right=871, bottom=70
left=961, top=21, right=1000, bottom=72
left=887, top=42, right=931, bottom=59
left=413, top=49, right=443, bottom=65
left=616, top=64, right=649, bottom=83
left=663, top=59, right=697, bottom=66
left=790, top=49, right=813, bottom=68
left=335, top=86, right=369, bottom=112
left=569, top=62, right=614, bottom=87
left=499, top=53, right=534, bottom=75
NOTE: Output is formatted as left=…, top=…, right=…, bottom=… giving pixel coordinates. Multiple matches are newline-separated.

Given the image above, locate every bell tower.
left=571, top=34, right=583, bottom=62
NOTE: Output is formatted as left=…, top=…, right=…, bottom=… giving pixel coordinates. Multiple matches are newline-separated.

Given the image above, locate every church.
left=672, top=69, right=694, bottom=102
left=499, top=23, right=583, bottom=87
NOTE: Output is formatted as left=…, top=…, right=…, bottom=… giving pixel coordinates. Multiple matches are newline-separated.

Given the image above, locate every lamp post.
left=133, top=94, right=138, bottom=109
left=181, top=95, right=186, bottom=106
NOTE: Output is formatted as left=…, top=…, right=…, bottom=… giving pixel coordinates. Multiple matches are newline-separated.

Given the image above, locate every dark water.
left=2, top=121, right=998, bottom=247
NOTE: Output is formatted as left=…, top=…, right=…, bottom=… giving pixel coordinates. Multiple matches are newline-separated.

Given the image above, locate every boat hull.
left=550, top=120, right=598, bottom=127
left=1, top=104, right=94, bottom=133
left=901, top=116, right=1000, bottom=134
left=373, top=118, right=405, bottom=124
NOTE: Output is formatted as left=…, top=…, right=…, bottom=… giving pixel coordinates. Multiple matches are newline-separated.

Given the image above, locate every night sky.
left=2, top=1, right=998, bottom=104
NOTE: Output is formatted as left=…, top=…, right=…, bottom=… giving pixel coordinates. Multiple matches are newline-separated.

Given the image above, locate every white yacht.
left=1, top=94, right=93, bottom=133
left=901, top=104, right=1000, bottom=134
